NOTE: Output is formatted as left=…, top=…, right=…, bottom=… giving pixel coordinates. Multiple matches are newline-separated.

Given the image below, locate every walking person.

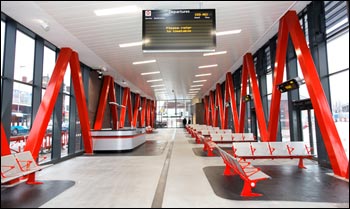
left=182, top=117, right=187, bottom=128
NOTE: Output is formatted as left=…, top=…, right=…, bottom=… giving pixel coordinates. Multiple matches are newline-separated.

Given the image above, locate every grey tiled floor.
left=29, top=128, right=349, bottom=208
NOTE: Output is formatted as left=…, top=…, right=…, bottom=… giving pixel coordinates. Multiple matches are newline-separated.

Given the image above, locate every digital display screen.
left=142, top=9, right=216, bottom=52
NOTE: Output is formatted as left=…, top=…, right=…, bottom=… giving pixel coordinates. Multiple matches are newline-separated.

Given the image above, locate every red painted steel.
left=24, top=48, right=93, bottom=161
left=120, top=87, right=132, bottom=128
left=238, top=62, right=248, bottom=132
left=225, top=73, right=240, bottom=132
left=93, top=76, right=111, bottom=130
left=209, top=91, right=217, bottom=127
left=1, top=122, right=11, bottom=156
left=68, top=52, right=93, bottom=153
left=244, top=54, right=269, bottom=141
left=215, top=83, right=227, bottom=128
left=146, top=99, right=151, bottom=126
left=132, top=94, right=140, bottom=127
left=140, top=97, right=147, bottom=127
left=282, top=11, right=347, bottom=177
left=267, top=14, right=288, bottom=141
left=24, top=48, right=71, bottom=159
left=150, top=100, right=155, bottom=128
left=108, top=78, right=118, bottom=130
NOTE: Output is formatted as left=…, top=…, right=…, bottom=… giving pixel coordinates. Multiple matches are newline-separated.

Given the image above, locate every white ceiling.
left=1, top=1, right=310, bottom=101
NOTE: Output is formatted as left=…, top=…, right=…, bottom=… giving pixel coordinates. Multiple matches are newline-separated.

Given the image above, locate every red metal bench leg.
left=223, top=164, right=236, bottom=176
left=207, top=148, right=214, bottom=156
left=26, top=173, right=43, bottom=185
left=298, top=158, right=306, bottom=169
left=241, top=181, right=263, bottom=197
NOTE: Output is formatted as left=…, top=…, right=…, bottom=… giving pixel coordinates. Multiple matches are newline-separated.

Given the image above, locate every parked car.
left=11, top=125, right=29, bottom=136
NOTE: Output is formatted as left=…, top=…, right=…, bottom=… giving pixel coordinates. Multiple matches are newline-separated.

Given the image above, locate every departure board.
left=142, top=9, right=216, bottom=52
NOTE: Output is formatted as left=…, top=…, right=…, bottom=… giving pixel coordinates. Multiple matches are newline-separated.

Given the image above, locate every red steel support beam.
left=239, top=62, right=248, bottom=132
left=150, top=100, right=155, bottom=128
left=268, top=12, right=289, bottom=141
left=244, top=54, right=269, bottom=142
left=132, top=94, right=140, bottom=127
left=140, top=97, right=147, bottom=127
left=25, top=48, right=93, bottom=160
left=120, top=87, right=132, bottom=128
left=93, top=76, right=111, bottom=130
left=69, top=52, right=93, bottom=153
left=108, top=78, right=118, bottom=130
left=225, top=73, right=240, bottom=132
left=1, top=122, right=11, bottom=156
left=24, top=48, right=71, bottom=159
left=216, top=83, right=227, bottom=129
left=146, top=99, right=151, bottom=126
left=279, top=11, right=347, bottom=177
left=209, top=91, right=217, bottom=127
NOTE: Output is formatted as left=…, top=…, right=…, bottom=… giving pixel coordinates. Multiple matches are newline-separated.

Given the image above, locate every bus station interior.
left=1, top=1, right=349, bottom=208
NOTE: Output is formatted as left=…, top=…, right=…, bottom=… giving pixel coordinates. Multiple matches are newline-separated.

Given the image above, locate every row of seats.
left=1, top=151, right=51, bottom=185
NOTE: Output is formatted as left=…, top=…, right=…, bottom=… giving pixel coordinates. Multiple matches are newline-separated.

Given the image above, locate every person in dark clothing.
left=182, top=118, right=187, bottom=128
left=188, top=119, right=191, bottom=124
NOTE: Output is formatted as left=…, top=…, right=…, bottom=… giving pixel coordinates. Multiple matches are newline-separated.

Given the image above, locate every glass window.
left=266, top=72, right=272, bottom=94
left=14, top=30, right=35, bottom=83
left=61, top=94, right=70, bottom=157
left=11, top=82, right=32, bottom=136
left=42, top=46, right=56, bottom=88
left=1, top=21, right=5, bottom=75
left=326, top=31, right=349, bottom=74
left=40, top=89, right=53, bottom=164
left=329, top=70, right=349, bottom=159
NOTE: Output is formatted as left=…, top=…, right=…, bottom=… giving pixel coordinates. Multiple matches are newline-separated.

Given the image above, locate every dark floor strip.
left=151, top=130, right=176, bottom=208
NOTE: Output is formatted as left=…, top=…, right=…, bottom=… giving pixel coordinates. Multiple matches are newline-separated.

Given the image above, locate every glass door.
left=300, top=109, right=317, bottom=157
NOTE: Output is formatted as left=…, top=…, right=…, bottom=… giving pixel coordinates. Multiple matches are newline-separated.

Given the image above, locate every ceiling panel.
left=1, top=1, right=310, bottom=100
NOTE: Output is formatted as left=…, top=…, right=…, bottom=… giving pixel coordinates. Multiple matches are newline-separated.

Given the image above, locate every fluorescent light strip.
left=189, top=88, right=200, bottom=91
left=154, top=88, right=166, bottom=91
left=188, top=92, right=198, bottom=94
left=119, top=39, right=150, bottom=48
left=195, top=73, right=212, bottom=77
left=191, top=84, right=203, bottom=87
left=141, top=71, right=160, bottom=75
left=216, top=29, right=242, bottom=36
left=193, top=80, right=207, bottom=83
left=133, top=60, right=156, bottom=65
left=203, top=51, right=227, bottom=56
left=94, top=5, right=139, bottom=16
left=198, top=64, right=218, bottom=69
left=147, top=79, right=163, bottom=83
left=119, top=41, right=143, bottom=48
left=151, top=84, right=165, bottom=87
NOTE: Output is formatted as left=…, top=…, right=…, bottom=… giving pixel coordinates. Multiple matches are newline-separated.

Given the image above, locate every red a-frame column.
left=216, top=83, right=227, bottom=129
left=140, top=97, right=147, bottom=127
left=268, top=10, right=348, bottom=178
left=25, top=48, right=92, bottom=161
left=225, top=73, right=240, bottom=132
left=209, top=91, right=217, bottom=127
left=93, top=76, right=118, bottom=130
left=132, top=94, right=140, bottom=127
left=120, top=87, right=132, bottom=128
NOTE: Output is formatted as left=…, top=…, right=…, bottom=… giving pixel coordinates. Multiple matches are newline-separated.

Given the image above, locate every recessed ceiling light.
left=191, top=84, right=203, bottom=87
left=141, top=71, right=160, bottom=75
left=216, top=29, right=242, bottom=36
left=193, top=80, right=207, bottom=83
left=119, top=39, right=150, bottom=48
left=94, top=5, right=139, bottom=16
left=203, top=51, right=227, bottom=56
left=151, top=84, right=165, bottom=87
left=195, top=73, right=212, bottom=77
left=133, top=60, right=156, bottom=65
left=147, top=79, right=163, bottom=83
left=198, top=64, right=218, bottom=69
